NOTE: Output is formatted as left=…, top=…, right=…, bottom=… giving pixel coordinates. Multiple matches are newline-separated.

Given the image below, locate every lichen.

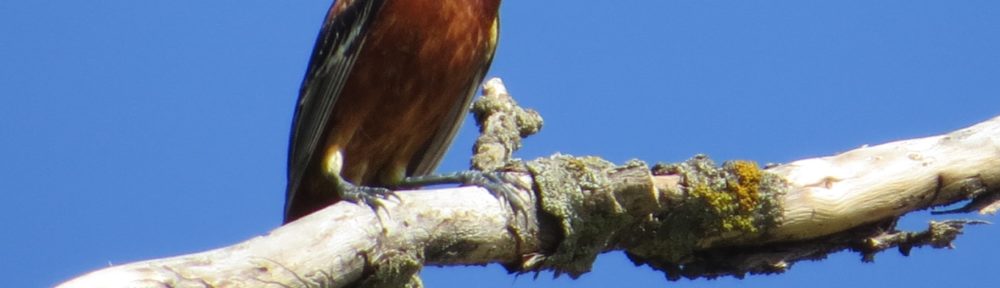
left=469, top=79, right=543, bottom=172
left=625, top=155, right=787, bottom=277
left=727, top=160, right=762, bottom=212
left=524, top=154, right=635, bottom=278
left=521, top=154, right=787, bottom=280
left=658, top=156, right=765, bottom=236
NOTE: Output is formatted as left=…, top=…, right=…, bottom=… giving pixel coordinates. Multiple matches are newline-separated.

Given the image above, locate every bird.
left=283, top=0, right=503, bottom=223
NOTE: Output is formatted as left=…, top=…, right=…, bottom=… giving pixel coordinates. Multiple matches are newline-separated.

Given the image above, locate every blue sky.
left=3, top=1, right=999, bottom=287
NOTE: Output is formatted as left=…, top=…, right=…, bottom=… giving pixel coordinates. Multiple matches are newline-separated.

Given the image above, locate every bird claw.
left=402, top=171, right=529, bottom=214
left=471, top=171, right=530, bottom=213
left=338, top=181, right=396, bottom=210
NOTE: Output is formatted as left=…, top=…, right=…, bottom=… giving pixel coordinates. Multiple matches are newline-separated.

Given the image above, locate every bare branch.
left=58, top=79, right=1000, bottom=287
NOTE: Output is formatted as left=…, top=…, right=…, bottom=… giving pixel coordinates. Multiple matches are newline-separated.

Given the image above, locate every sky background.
left=3, top=1, right=1000, bottom=287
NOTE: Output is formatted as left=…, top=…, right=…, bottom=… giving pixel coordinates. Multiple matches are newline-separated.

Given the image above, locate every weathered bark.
left=59, top=185, right=539, bottom=288
left=58, top=79, right=1000, bottom=287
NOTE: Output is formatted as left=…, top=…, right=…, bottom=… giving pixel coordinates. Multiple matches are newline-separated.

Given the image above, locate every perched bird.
left=284, top=0, right=502, bottom=223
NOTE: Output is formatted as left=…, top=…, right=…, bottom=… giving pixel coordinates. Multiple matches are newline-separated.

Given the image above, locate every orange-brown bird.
left=283, top=0, right=503, bottom=223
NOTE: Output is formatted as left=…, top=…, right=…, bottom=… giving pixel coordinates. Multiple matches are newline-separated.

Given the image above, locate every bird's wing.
left=409, top=16, right=501, bottom=176
left=285, top=0, right=387, bottom=218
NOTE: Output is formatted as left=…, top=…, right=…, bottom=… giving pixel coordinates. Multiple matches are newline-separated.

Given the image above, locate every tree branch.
left=58, top=79, right=1000, bottom=287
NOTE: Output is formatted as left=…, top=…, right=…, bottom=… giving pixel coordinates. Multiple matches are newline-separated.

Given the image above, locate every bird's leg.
left=333, top=175, right=395, bottom=209
left=398, top=171, right=528, bottom=213
left=325, top=149, right=394, bottom=209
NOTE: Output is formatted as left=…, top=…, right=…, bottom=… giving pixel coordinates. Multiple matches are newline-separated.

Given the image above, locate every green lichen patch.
left=654, top=155, right=783, bottom=237
left=520, top=154, right=787, bottom=280
left=626, top=155, right=786, bottom=274
left=525, top=154, right=641, bottom=278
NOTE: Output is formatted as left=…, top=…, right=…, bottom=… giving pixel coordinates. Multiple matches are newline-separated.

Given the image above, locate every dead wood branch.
left=58, top=79, right=1000, bottom=287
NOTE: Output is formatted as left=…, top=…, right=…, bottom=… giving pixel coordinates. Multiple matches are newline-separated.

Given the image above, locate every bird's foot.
left=400, top=171, right=528, bottom=213
left=338, top=180, right=395, bottom=210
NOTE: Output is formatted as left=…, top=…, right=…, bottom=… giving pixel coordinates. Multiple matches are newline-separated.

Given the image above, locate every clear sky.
left=3, top=1, right=999, bottom=287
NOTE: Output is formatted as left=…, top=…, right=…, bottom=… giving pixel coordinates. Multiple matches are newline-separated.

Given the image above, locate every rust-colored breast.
left=330, top=0, right=500, bottom=184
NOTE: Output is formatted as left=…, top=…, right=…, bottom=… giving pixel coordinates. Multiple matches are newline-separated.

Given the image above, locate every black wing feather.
left=284, top=0, right=387, bottom=219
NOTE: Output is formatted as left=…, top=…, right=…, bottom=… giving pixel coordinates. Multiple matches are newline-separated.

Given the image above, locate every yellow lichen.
left=689, top=179, right=756, bottom=234
left=726, top=160, right=762, bottom=212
